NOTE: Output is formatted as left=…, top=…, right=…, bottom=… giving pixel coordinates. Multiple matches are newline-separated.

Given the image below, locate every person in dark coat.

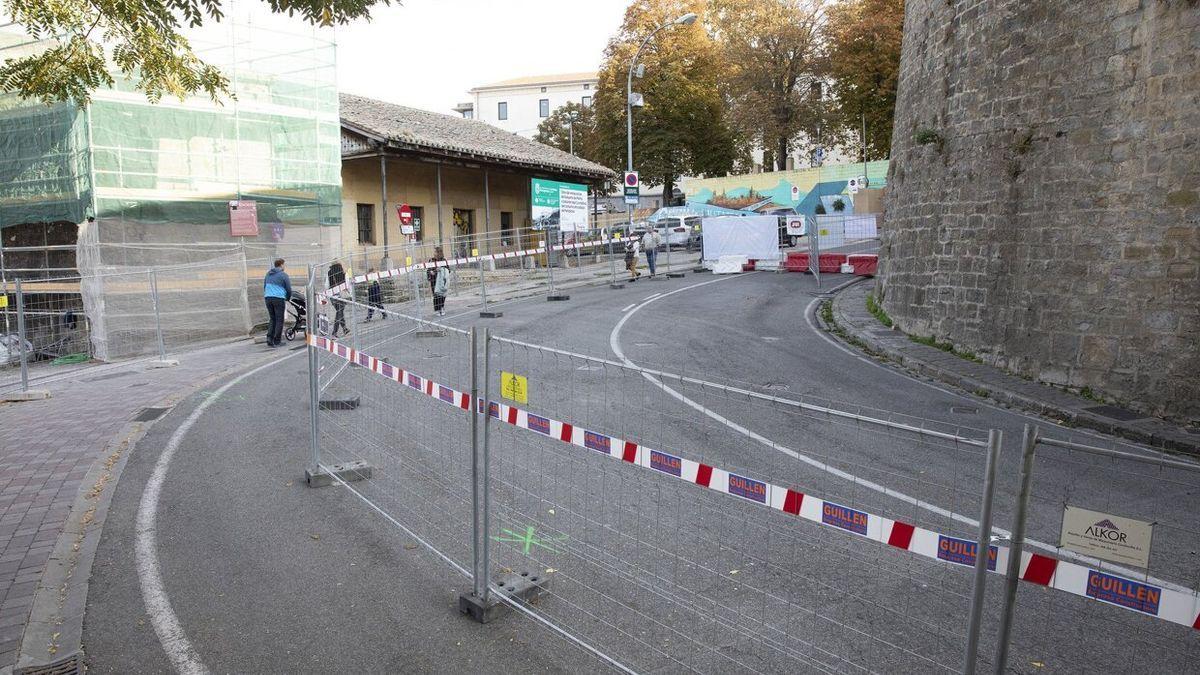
left=263, top=258, right=291, bottom=347
left=327, top=262, right=349, bottom=337
left=365, top=268, right=387, bottom=321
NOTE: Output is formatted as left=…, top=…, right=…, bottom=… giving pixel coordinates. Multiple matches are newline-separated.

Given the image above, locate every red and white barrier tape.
left=318, top=238, right=623, bottom=304
left=309, top=334, right=1200, bottom=630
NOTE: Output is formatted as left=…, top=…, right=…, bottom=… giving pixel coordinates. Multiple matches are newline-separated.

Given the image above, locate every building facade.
left=456, top=73, right=598, bottom=138
left=340, top=94, right=613, bottom=265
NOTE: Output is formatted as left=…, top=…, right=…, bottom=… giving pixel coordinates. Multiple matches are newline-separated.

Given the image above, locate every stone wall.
left=879, top=0, right=1199, bottom=423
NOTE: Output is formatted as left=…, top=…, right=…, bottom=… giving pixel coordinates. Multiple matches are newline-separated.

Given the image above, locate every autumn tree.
left=710, top=0, right=826, bottom=171
left=534, top=102, right=597, bottom=159
left=592, top=0, right=737, bottom=202
left=824, top=0, right=905, bottom=160
left=0, top=0, right=385, bottom=105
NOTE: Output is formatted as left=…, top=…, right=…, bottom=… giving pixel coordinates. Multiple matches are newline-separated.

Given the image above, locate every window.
left=356, top=203, right=374, bottom=244
left=463, top=110, right=473, bottom=119
left=540, top=86, right=547, bottom=93
left=583, top=83, right=590, bottom=90
left=410, top=206, right=425, bottom=241
left=500, top=211, right=513, bottom=245
left=581, top=95, right=592, bottom=107
left=539, top=99, right=549, bottom=118
left=498, top=102, right=508, bottom=120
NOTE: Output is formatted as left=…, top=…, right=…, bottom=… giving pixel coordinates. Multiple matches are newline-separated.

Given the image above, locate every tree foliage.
left=534, top=101, right=597, bottom=158
left=592, top=0, right=737, bottom=201
left=824, top=0, right=905, bottom=160
left=710, top=0, right=825, bottom=171
left=0, top=0, right=386, bottom=105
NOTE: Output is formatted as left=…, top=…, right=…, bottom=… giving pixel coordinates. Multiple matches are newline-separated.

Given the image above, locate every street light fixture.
left=625, top=12, right=697, bottom=233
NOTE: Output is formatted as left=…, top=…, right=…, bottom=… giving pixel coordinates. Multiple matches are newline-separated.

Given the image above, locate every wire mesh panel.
left=0, top=276, right=90, bottom=370
left=482, top=336, right=997, bottom=673
left=998, top=431, right=1200, bottom=673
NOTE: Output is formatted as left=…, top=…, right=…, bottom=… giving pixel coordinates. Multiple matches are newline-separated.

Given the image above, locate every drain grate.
left=1083, top=404, right=1147, bottom=422
left=82, top=370, right=135, bottom=382
left=16, top=653, right=82, bottom=675
left=132, top=406, right=171, bottom=422
left=1084, top=403, right=1147, bottom=420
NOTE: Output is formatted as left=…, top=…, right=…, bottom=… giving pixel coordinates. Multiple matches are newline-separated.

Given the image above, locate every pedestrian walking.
left=365, top=268, right=387, bottom=321
left=428, top=247, right=449, bottom=316
left=327, top=262, right=349, bottom=337
left=641, top=228, right=662, bottom=278
left=624, top=238, right=642, bottom=281
left=263, top=258, right=291, bottom=347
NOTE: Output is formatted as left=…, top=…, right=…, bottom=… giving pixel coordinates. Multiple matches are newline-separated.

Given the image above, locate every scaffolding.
left=0, top=4, right=343, bottom=360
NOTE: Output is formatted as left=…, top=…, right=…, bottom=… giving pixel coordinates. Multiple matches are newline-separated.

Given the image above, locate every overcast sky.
left=335, top=0, right=630, bottom=114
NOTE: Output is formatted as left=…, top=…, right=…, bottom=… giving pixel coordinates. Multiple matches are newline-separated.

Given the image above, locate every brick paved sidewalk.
left=829, top=279, right=1199, bottom=455
left=0, top=339, right=290, bottom=670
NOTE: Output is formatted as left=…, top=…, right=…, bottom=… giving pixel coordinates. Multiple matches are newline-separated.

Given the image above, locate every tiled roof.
left=340, top=93, right=613, bottom=179
left=470, top=72, right=598, bottom=91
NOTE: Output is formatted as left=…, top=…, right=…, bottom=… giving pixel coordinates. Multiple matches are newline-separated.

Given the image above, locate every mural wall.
left=681, top=160, right=888, bottom=217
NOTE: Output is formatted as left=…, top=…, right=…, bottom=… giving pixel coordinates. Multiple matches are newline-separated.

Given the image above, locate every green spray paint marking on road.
left=492, top=526, right=568, bottom=555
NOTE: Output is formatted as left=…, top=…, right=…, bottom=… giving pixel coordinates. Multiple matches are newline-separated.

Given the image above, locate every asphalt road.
left=83, top=266, right=1200, bottom=674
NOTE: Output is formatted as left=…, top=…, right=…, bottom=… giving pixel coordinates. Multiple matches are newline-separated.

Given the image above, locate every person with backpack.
left=625, top=238, right=642, bottom=281
left=641, top=227, right=663, bottom=278
left=365, top=268, right=387, bottom=321
left=427, top=247, right=449, bottom=316
left=263, top=258, right=291, bottom=347
left=327, top=262, right=349, bottom=337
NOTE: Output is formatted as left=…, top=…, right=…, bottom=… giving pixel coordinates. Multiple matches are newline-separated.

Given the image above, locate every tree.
left=592, top=0, right=737, bottom=202
left=534, top=102, right=597, bottom=159
left=710, top=0, right=826, bottom=171
left=824, top=0, right=905, bottom=160
left=0, top=0, right=385, bottom=105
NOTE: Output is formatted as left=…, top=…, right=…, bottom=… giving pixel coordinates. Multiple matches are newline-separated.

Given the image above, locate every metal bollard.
left=15, top=277, right=28, bottom=391
left=963, top=429, right=1001, bottom=675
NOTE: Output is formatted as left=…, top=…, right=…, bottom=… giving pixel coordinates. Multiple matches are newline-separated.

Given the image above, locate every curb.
left=823, top=281, right=1200, bottom=457
left=13, top=352, right=286, bottom=673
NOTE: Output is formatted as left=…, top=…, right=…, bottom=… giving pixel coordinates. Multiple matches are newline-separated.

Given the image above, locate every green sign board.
left=531, top=178, right=588, bottom=232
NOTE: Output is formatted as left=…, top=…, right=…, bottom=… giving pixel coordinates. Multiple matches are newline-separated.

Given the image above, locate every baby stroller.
left=284, top=290, right=307, bottom=341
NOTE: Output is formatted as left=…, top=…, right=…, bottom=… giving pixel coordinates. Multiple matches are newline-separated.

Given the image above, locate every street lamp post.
left=566, top=111, right=578, bottom=156
left=625, top=12, right=697, bottom=238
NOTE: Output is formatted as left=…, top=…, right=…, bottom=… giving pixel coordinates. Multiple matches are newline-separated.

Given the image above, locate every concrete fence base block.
left=318, top=396, right=360, bottom=411
left=147, top=359, right=179, bottom=369
left=479, top=310, right=504, bottom=318
left=666, top=272, right=685, bottom=279
left=547, top=294, right=570, bottom=302
left=692, top=266, right=708, bottom=273
left=458, top=571, right=551, bottom=624
left=305, top=460, right=372, bottom=488
left=3, top=390, right=50, bottom=402
left=609, top=282, right=625, bottom=289
left=416, top=329, right=446, bottom=338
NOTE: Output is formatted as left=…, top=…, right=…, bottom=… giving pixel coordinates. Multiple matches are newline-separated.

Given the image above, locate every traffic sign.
left=624, top=171, right=639, bottom=205
left=397, top=203, right=414, bottom=235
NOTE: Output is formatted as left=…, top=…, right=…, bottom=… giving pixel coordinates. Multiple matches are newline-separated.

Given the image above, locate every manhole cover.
left=83, top=370, right=135, bottom=382
left=1082, top=404, right=1147, bottom=422
left=133, top=407, right=172, bottom=421
left=951, top=406, right=978, bottom=415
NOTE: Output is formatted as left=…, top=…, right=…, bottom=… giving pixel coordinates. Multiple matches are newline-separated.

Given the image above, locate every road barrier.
left=299, top=255, right=1200, bottom=673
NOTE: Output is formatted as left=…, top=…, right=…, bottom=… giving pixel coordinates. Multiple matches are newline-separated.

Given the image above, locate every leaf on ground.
left=310, top=534, right=320, bottom=540
left=404, top=543, right=417, bottom=550
left=1030, top=662, right=1045, bottom=669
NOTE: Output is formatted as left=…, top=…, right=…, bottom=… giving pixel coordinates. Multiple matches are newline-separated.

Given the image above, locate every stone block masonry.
left=880, top=0, right=1199, bottom=423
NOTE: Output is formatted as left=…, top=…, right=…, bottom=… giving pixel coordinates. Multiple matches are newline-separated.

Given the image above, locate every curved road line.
left=136, top=353, right=300, bottom=674
left=610, top=274, right=1190, bottom=592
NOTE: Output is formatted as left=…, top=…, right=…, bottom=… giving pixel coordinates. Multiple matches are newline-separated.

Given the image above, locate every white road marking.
left=643, top=293, right=661, bottom=301
left=610, top=274, right=1190, bottom=592
left=136, top=352, right=300, bottom=674
left=621, top=303, right=637, bottom=312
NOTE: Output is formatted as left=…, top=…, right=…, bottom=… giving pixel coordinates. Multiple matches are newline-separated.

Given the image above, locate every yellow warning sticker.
left=471, top=248, right=479, bottom=257
left=500, top=371, right=528, bottom=404
left=405, top=256, right=413, bottom=266
left=0, top=296, right=6, bottom=308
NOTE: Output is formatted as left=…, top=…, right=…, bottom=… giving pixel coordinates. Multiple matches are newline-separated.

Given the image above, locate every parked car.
left=654, top=216, right=700, bottom=249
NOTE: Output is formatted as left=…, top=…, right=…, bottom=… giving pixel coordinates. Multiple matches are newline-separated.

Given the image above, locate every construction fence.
left=299, top=255, right=1200, bottom=673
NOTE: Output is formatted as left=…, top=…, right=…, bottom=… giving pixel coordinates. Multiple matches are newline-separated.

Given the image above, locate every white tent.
left=701, top=216, right=779, bottom=264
